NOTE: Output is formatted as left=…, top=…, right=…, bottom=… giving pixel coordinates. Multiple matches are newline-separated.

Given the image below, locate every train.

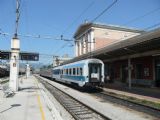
left=0, top=65, right=9, bottom=78
left=40, top=59, right=105, bottom=87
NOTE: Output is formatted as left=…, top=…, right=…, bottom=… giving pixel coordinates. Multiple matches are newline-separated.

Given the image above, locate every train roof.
left=53, top=59, right=103, bottom=69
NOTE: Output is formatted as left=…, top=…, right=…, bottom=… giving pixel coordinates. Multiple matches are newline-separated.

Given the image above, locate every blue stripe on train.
left=61, top=75, right=86, bottom=81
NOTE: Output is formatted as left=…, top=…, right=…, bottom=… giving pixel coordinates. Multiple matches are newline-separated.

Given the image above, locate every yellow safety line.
left=37, top=94, right=45, bottom=120
left=35, top=78, right=45, bottom=120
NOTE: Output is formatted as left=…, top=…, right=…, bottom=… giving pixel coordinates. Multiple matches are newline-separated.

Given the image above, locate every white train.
left=40, top=59, right=104, bottom=87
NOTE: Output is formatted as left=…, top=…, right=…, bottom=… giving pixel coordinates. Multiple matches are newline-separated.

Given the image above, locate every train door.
left=88, top=63, right=102, bottom=82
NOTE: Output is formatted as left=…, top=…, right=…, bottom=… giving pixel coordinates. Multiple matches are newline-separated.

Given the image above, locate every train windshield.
left=89, top=63, right=101, bottom=82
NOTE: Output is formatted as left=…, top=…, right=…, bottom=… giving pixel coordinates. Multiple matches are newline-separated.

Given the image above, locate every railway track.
left=36, top=76, right=110, bottom=120
left=93, top=92, right=160, bottom=118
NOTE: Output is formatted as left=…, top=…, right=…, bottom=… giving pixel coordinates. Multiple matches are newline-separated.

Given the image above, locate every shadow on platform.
left=19, top=86, right=41, bottom=92
left=0, top=104, right=21, bottom=113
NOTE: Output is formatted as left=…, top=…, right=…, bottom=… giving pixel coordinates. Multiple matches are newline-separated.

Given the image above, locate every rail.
left=35, top=75, right=110, bottom=120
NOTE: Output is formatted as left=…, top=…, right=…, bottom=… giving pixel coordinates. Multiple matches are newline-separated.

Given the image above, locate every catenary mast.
left=9, top=0, right=20, bottom=91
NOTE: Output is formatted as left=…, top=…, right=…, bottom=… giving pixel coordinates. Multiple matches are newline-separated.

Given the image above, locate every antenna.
left=15, top=0, right=20, bottom=38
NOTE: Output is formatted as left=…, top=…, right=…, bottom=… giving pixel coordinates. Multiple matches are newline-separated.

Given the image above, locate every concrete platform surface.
left=0, top=76, right=63, bottom=120
left=39, top=76, right=158, bottom=120
left=103, top=87, right=160, bottom=103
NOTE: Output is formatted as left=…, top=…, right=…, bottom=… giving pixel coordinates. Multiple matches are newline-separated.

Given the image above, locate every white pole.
left=9, top=37, right=20, bottom=91
left=26, top=64, right=30, bottom=78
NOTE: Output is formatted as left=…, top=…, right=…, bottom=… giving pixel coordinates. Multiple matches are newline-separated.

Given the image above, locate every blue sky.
left=0, top=0, right=160, bottom=64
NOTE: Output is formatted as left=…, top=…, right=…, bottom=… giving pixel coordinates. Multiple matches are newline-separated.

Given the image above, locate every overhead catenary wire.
left=144, top=22, right=160, bottom=31
left=1, top=0, right=160, bottom=56
left=58, top=1, right=96, bottom=53
left=123, top=7, right=160, bottom=26
left=15, top=0, right=21, bottom=37
left=53, top=41, right=73, bottom=56
left=91, top=0, right=118, bottom=22
left=61, top=0, right=95, bottom=35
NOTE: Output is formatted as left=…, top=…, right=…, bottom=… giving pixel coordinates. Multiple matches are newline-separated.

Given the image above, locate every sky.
left=0, top=0, right=160, bottom=64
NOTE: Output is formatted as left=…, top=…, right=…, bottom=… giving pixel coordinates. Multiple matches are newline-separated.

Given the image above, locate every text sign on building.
left=20, top=53, right=39, bottom=61
left=0, top=51, right=10, bottom=60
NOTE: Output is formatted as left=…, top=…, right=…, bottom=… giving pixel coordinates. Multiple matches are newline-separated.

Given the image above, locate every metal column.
left=128, top=58, right=132, bottom=89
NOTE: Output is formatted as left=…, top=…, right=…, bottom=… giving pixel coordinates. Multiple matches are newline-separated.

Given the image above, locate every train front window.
left=91, top=66, right=98, bottom=73
left=89, top=63, right=101, bottom=81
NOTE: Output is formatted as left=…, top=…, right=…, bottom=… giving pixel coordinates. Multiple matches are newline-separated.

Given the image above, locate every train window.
left=73, top=68, right=76, bottom=75
left=66, top=69, right=68, bottom=75
left=69, top=68, right=72, bottom=75
left=63, top=69, right=65, bottom=75
left=61, top=70, right=63, bottom=75
left=80, top=68, right=83, bottom=75
left=77, top=68, right=79, bottom=76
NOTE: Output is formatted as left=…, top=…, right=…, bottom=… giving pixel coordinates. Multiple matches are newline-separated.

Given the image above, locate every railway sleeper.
left=77, top=115, right=93, bottom=120
left=68, top=106, right=85, bottom=110
left=73, top=109, right=91, bottom=113
left=65, top=105, right=82, bottom=108
left=75, top=111, right=93, bottom=115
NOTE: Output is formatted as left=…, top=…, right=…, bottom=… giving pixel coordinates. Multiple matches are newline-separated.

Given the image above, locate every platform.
left=39, top=76, right=157, bottom=120
left=0, top=76, right=63, bottom=120
left=103, top=87, right=160, bottom=103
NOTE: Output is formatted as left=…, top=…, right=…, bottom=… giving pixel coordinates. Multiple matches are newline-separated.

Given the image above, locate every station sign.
left=20, top=53, right=39, bottom=61
left=0, top=50, right=39, bottom=61
left=0, top=51, right=10, bottom=60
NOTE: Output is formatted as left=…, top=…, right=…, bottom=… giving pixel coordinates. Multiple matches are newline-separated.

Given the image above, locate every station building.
left=67, top=22, right=160, bottom=87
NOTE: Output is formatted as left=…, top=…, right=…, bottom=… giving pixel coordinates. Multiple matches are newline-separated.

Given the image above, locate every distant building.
left=53, top=55, right=72, bottom=67
left=74, top=22, right=144, bottom=57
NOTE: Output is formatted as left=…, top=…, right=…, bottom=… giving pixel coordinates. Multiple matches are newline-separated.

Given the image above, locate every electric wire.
left=58, top=1, right=96, bottom=53
left=62, top=0, right=95, bottom=35
left=91, top=0, right=118, bottom=22
left=123, top=7, right=160, bottom=26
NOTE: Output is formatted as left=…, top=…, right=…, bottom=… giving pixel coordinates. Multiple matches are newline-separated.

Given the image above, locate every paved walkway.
left=104, top=88, right=160, bottom=103
left=104, top=83, right=160, bottom=103
left=0, top=76, right=63, bottom=120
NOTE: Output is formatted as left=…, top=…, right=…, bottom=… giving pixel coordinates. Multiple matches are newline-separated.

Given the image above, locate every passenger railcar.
left=52, top=59, right=104, bottom=87
left=0, top=66, right=9, bottom=78
left=40, top=68, right=52, bottom=78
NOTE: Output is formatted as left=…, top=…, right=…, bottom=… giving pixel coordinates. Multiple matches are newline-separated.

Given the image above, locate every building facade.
left=53, top=55, right=72, bottom=67
left=72, top=22, right=160, bottom=87
left=74, top=22, right=143, bottom=57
